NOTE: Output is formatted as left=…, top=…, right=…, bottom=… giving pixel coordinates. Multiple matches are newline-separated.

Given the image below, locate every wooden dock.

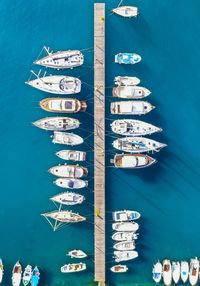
left=94, top=3, right=105, bottom=285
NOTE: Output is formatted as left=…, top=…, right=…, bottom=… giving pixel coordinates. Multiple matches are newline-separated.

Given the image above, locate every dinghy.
left=42, top=210, right=86, bottom=223
left=111, top=101, right=155, bottom=115
left=50, top=192, right=85, bottom=206
left=22, top=265, right=32, bottom=286
left=110, top=265, right=128, bottom=273
left=111, top=154, right=156, bottom=169
left=115, top=53, right=141, bottom=65
left=0, top=259, right=3, bottom=283
left=12, top=261, right=22, bottom=286
left=189, top=257, right=199, bottom=286
left=111, top=119, right=162, bottom=136
left=163, top=259, right=172, bottom=286
left=112, top=6, right=138, bottom=17
left=54, top=178, right=88, bottom=189
left=67, top=250, right=87, bottom=259
left=40, top=98, right=87, bottom=113
left=180, top=261, right=189, bottom=283
left=112, top=222, right=139, bottom=232
left=52, top=131, right=83, bottom=145
left=114, top=251, right=138, bottom=262
left=152, top=261, right=162, bottom=283
left=113, top=241, right=135, bottom=251
left=31, top=266, right=40, bottom=286
left=172, top=261, right=181, bottom=284
left=113, top=137, right=166, bottom=153
left=56, top=150, right=86, bottom=161
left=49, top=164, right=88, bottom=178
left=113, top=86, right=151, bottom=99
left=33, top=116, right=79, bottom=131
left=114, top=76, right=140, bottom=86
left=61, top=263, right=86, bottom=273
left=112, top=210, right=141, bottom=221
left=112, top=232, right=139, bottom=241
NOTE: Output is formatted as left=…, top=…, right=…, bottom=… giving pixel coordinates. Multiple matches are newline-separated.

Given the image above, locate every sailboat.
left=42, top=210, right=86, bottom=223
left=111, top=154, right=156, bottom=169
left=56, top=150, right=86, bottom=161
left=152, top=261, right=162, bottom=283
left=189, top=257, right=199, bottom=286
left=162, top=259, right=172, bottom=286
left=110, top=265, right=128, bottom=273
left=67, top=250, right=87, bottom=259
left=54, top=178, right=88, bottom=189
left=48, top=164, right=88, bottom=178
left=30, top=266, right=40, bottom=286
left=180, top=261, right=189, bottom=283
left=110, top=101, right=155, bottom=115
left=61, top=263, right=86, bottom=273
left=50, top=192, right=85, bottom=206
left=33, top=116, right=79, bottom=131
left=12, top=261, right=22, bottom=286
left=115, top=53, right=141, bottom=65
left=22, top=265, right=32, bottom=286
left=0, top=259, right=3, bottom=283
left=112, top=86, right=151, bottom=99
left=114, top=76, right=140, bottom=86
left=172, top=261, right=181, bottom=284
left=112, top=6, right=138, bottom=18
left=112, top=222, right=139, bottom=232
left=40, top=98, right=87, bottom=113
left=112, top=231, right=139, bottom=241
left=112, top=210, right=141, bottom=221
left=113, top=241, right=135, bottom=251
left=114, top=250, right=138, bottom=262
left=52, top=131, right=83, bottom=145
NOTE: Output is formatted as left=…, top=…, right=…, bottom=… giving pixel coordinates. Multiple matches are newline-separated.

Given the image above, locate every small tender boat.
left=112, top=210, right=141, bottom=221
left=61, top=263, right=86, bottom=273
left=113, top=86, right=151, bottom=99
left=42, top=210, right=86, bottom=223
left=12, top=261, right=22, bottom=286
left=181, top=261, right=189, bottom=283
left=56, top=150, right=86, bottom=161
left=111, top=101, right=155, bottom=115
left=112, top=6, right=138, bottom=17
left=112, top=222, right=139, bottom=232
left=34, top=47, right=84, bottom=69
left=189, top=257, right=199, bottom=286
left=0, top=258, right=3, bottom=283
left=22, top=265, right=32, bottom=286
left=110, top=265, right=128, bottom=273
left=111, top=119, right=162, bottom=136
left=162, top=259, right=172, bottom=286
left=113, top=137, right=166, bottom=153
left=67, top=250, right=87, bottom=259
left=112, top=231, right=139, bottom=241
left=114, top=251, right=138, bottom=262
left=152, top=261, right=162, bottom=283
left=52, top=131, right=83, bottom=145
left=114, top=76, right=140, bottom=86
left=172, top=261, right=181, bottom=284
left=115, top=53, right=141, bottom=65
left=54, top=178, right=88, bottom=189
left=50, top=192, right=85, bottom=206
left=111, top=154, right=156, bottom=169
left=40, top=98, right=87, bottom=113
left=114, top=241, right=135, bottom=251
left=26, top=75, right=81, bottom=94
left=31, top=266, right=40, bottom=286
left=49, top=164, right=88, bottom=178
left=33, top=116, right=79, bottom=131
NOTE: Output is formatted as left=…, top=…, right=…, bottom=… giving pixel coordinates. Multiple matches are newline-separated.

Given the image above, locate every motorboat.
left=61, top=263, right=86, bottom=273
left=112, top=222, right=139, bottom=232
left=110, top=265, right=128, bottom=273
left=110, top=101, right=155, bottom=115
left=31, top=266, right=40, bottom=286
left=22, top=265, right=32, bottom=286
left=152, top=261, right=162, bottom=283
left=172, top=261, right=181, bottom=284
left=12, top=261, right=22, bottom=286
left=115, top=53, right=141, bottom=65
left=34, top=47, right=84, bottom=69
left=111, top=119, right=162, bottom=136
left=113, top=137, right=166, bottom=153
left=56, top=150, right=86, bottom=161
left=0, top=258, right=3, bottom=283
left=112, top=6, right=138, bottom=17
left=189, top=257, right=199, bottom=286
left=114, top=251, right=138, bottom=262
left=33, top=116, right=79, bottom=131
left=42, top=210, right=86, bottom=223
left=113, top=241, right=135, bottom=251
left=48, top=164, right=88, bottom=178
left=54, top=178, right=88, bottom=189
left=114, top=76, right=140, bottom=86
left=112, top=210, right=141, bottom=221
left=26, top=75, right=81, bottom=94
left=112, top=86, right=151, bottom=99
left=111, top=154, right=156, bottom=169
left=50, top=192, right=85, bottom=206
left=40, top=98, right=87, bottom=113
left=162, top=259, right=172, bottom=286
left=112, top=231, right=139, bottom=241
left=52, top=131, right=83, bottom=145
left=67, top=250, right=87, bottom=259
left=180, top=261, right=189, bottom=283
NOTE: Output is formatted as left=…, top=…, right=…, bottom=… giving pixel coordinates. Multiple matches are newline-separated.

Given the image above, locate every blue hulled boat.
left=31, top=267, right=40, bottom=286
left=115, top=53, right=141, bottom=64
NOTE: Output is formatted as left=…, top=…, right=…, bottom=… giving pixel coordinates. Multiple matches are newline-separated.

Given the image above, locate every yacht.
left=113, top=86, right=151, bottom=99
left=152, top=261, right=162, bottom=283
left=54, top=178, right=88, bottom=189
left=33, top=116, right=79, bottom=131
left=0, top=259, right=3, bottom=283
left=111, top=154, right=156, bottom=169
left=113, top=241, right=135, bottom=251
left=111, top=101, right=155, bottom=115
left=61, top=263, right=86, bottom=273
left=50, top=192, right=85, bottom=206
left=113, top=137, right=166, bottom=153
left=67, top=250, right=87, bottom=259
left=30, top=267, right=40, bottom=286
left=180, top=261, right=189, bottom=283
left=114, top=251, right=138, bottom=262
left=114, top=76, right=140, bottom=86
left=48, top=164, right=88, bottom=178
left=110, top=265, right=128, bottom=273
left=56, top=150, right=86, bottom=161
left=112, top=222, right=139, bottom=232
left=112, top=210, right=141, bottom=221
left=172, top=261, right=181, bottom=284
left=189, top=257, right=199, bottom=286
left=163, top=259, right=172, bottom=286
left=22, top=265, right=32, bottom=286
left=115, top=53, right=141, bottom=65
left=40, top=98, right=87, bottom=113
left=42, top=210, right=86, bottom=223
left=52, top=131, right=83, bottom=145
left=111, top=119, right=162, bottom=136
left=12, top=261, right=22, bottom=286
left=112, top=231, right=139, bottom=241
left=112, top=6, right=138, bottom=17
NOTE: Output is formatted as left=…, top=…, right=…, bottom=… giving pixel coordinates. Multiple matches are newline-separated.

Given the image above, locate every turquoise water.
left=0, top=0, right=200, bottom=285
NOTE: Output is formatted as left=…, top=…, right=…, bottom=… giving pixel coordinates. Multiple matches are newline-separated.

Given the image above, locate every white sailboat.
left=113, top=241, right=135, bottom=251
left=67, top=250, right=87, bottom=259
left=110, top=101, right=155, bottom=115
left=40, top=98, right=87, bottom=113
left=110, top=265, right=128, bottom=273
left=189, top=257, right=199, bottom=286
left=42, top=210, right=86, bottom=224
left=112, top=231, right=139, bottom=241
left=33, top=116, right=79, bottom=131
left=162, top=259, right=172, bottom=286
left=112, top=210, right=141, bottom=221
left=49, top=164, right=88, bottom=178
left=22, top=265, right=32, bottom=286
left=114, top=250, right=138, bottom=262
left=113, top=86, right=151, bottom=99
left=172, top=261, right=181, bottom=284
left=12, top=261, right=22, bottom=286
left=152, top=261, right=162, bottom=283
left=56, top=150, right=86, bottom=161
left=114, top=76, right=140, bottom=86
left=52, top=131, right=83, bottom=145
left=61, top=263, right=86, bottom=273
left=180, top=261, right=189, bottom=283
left=50, top=192, right=85, bottom=206
left=112, top=222, right=139, bottom=232
left=54, top=178, right=88, bottom=189
left=112, top=6, right=138, bottom=18
left=111, top=154, right=156, bottom=169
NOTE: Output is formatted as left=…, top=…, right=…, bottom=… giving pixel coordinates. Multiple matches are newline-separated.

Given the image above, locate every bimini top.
left=115, top=53, right=141, bottom=64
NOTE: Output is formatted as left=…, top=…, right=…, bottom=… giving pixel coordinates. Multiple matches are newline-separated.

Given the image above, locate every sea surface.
left=0, top=0, right=200, bottom=285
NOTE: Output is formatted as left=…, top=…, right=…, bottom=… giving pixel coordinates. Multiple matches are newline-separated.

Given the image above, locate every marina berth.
left=110, top=101, right=155, bottom=115
left=112, top=137, right=167, bottom=153
left=113, top=241, right=135, bottom=251
left=48, top=164, right=88, bottom=178
left=0, top=258, right=3, bottom=283
left=112, top=86, right=151, bottom=99
left=61, top=263, right=86, bottom=273
left=189, top=257, right=199, bottom=286
left=114, top=250, right=138, bottom=262
left=40, top=98, right=87, bottom=113
left=31, top=266, right=40, bottom=286
left=111, top=154, right=156, bottom=169
left=22, top=265, right=32, bottom=286
left=114, top=76, right=140, bottom=86
left=152, top=261, right=162, bottom=283
left=26, top=75, right=81, bottom=94
left=115, top=53, right=141, bottom=65
left=42, top=210, right=86, bottom=223
left=180, top=261, right=189, bottom=283
left=162, top=259, right=172, bottom=286
left=33, top=117, right=79, bottom=131
left=56, top=150, right=86, bottom=161
left=12, top=261, right=22, bottom=286
left=111, top=119, right=162, bottom=136
left=52, top=131, right=83, bottom=145
left=112, top=222, right=139, bottom=232
left=112, top=6, right=138, bottom=17
left=50, top=192, right=85, bottom=206
left=112, top=210, right=141, bottom=221
left=67, top=250, right=87, bottom=259
left=110, top=265, right=128, bottom=273
left=54, top=178, right=88, bottom=189
left=34, top=48, right=84, bottom=69
left=172, top=261, right=181, bottom=284
left=112, top=231, right=139, bottom=241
